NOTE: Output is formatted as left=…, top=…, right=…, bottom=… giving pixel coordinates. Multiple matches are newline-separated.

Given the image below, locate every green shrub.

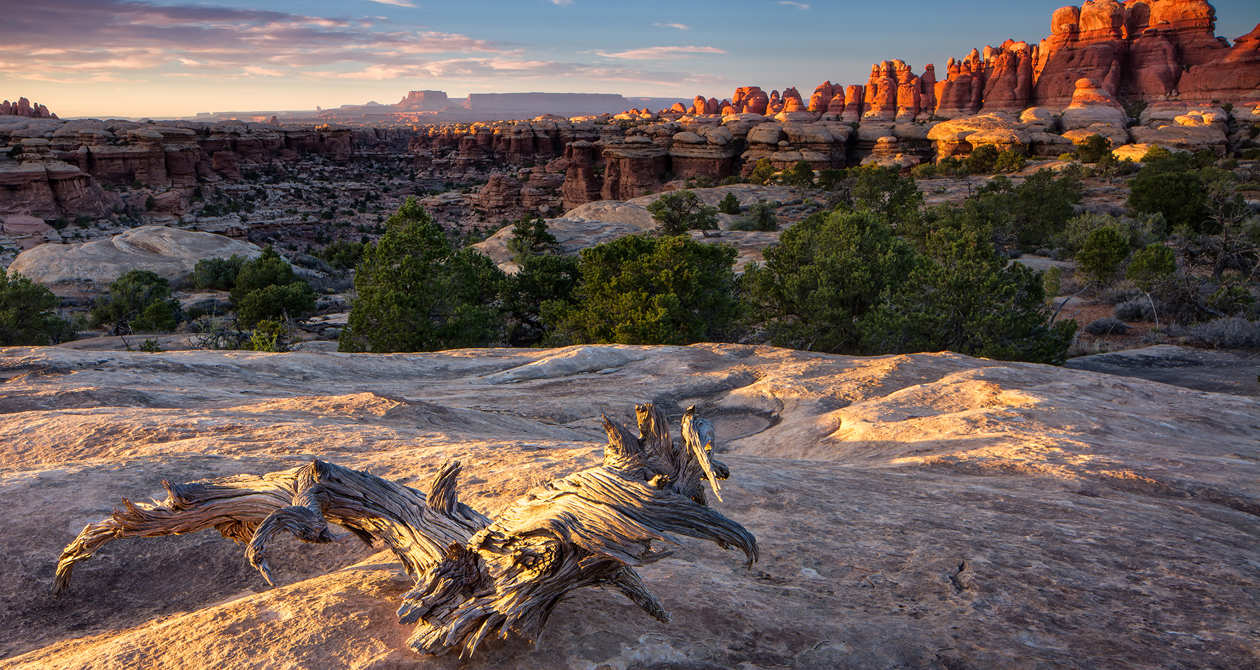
left=320, top=240, right=365, bottom=270
left=1126, top=244, right=1176, bottom=291
left=1129, top=166, right=1212, bottom=234
left=235, top=281, right=316, bottom=328
left=1074, top=134, right=1111, bottom=164
left=741, top=209, right=918, bottom=352
left=993, top=148, right=1028, bottom=173
left=547, top=235, right=739, bottom=345
left=1140, top=146, right=1175, bottom=163
left=191, top=256, right=245, bottom=290
left=248, top=319, right=288, bottom=352
left=0, top=269, right=75, bottom=345
left=910, top=163, right=938, bottom=179
left=90, top=270, right=180, bottom=334
left=1043, top=265, right=1063, bottom=298
left=231, top=247, right=297, bottom=304
left=646, top=190, right=718, bottom=235
left=139, top=338, right=162, bottom=353
left=818, top=168, right=849, bottom=191
left=502, top=253, right=580, bottom=346
left=729, top=201, right=778, bottom=231
left=784, top=160, right=816, bottom=188
left=858, top=227, right=1076, bottom=364
left=748, top=159, right=776, bottom=185
left=851, top=165, right=923, bottom=227
left=718, top=192, right=741, bottom=215
left=506, top=217, right=558, bottom=263
left=1008, top=170, right=1083, bottom=250
left=915, top=170, right=1081, bottom=253
left=1206, top=283, right=1255, bottom=316
left=339, top=198, right=504, bottom=352
left=1077, top=226, right=1131, bottom=284
left=963, top=145, right=999, bottom=174
left=937, top=156, right=968, bottom=175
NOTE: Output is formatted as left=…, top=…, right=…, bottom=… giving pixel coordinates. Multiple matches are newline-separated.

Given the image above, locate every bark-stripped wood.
left=53, top=403, right=758, bottom=659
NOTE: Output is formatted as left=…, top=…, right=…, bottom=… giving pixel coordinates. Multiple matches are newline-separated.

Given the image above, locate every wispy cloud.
left=551, top=0, right=573, bottom=5
left=596, top=45, right=726, bottom=60
left=0, top=0, right=509, bottom=83
left=653, top=22, right=690, bottom=31
left=243, top=65, right=285, bottom=77
left=778, top=1, right=811, bottom=9
left=368, top=0, right=417, bottom=6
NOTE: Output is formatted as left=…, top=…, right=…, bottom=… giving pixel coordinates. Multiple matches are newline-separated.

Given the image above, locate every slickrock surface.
left=7, top=225, right=261, bottom=296
left=473, top=184, right=802, bottom=273
left=0, top=344, right=1256, bottom=669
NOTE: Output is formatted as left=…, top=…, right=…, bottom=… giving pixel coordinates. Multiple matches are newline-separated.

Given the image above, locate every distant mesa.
left=1, top=97, right=56, bottom=119
left=396, top=90, right=449, bottom=111
left=305, top=90, right=686, bottom=123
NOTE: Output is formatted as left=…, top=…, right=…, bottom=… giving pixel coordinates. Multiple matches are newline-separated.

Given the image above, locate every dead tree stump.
left=54, top=403, right=758, bottom=659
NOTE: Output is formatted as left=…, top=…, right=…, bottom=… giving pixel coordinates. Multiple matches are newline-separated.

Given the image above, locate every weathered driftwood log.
left=54, top=404, right=758, bottom=659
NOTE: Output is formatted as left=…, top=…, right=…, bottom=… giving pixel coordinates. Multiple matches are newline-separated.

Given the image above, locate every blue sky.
left=2, top=0, right=1256, bottom=118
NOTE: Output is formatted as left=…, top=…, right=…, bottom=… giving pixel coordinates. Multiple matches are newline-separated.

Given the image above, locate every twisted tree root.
left=54, top=403, right=758, bottom=659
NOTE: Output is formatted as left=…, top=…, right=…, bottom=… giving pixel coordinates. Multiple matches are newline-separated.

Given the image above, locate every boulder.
left=1060, top=77, right=1127, bottom=129
left=7, top=225, right=262, bottom=295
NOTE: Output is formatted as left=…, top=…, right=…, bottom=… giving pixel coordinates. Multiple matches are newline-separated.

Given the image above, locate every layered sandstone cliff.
left=0, top=116, right=387, bottom=220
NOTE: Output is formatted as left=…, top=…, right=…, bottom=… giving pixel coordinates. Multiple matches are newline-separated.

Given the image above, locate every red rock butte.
left=651, top=0, right=1258, bottom=120
left=1, top=97, right=56, bottom=119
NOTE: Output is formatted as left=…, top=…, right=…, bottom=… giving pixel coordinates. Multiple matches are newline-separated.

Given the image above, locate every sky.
left=1, top=0, right=1257, bottom=118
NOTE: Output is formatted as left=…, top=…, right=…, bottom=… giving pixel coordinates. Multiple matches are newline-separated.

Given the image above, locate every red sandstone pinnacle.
left=826, top=92, right=845, bottom=115
left=1, top=96, right=56, bottom=118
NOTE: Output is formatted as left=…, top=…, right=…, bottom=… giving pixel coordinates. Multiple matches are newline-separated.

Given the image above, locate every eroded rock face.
left=7, top=225, right=261, bottom=295
left=0, top=344, right=1256, bottom=668
left=600, top=139, right=669, bottom=201
left=0, top=117, right=383, bottom=219
left=1178, top=21, right=1260, bottom=102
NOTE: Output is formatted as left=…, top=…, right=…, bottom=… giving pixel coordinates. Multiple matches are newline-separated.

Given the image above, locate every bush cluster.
left=0, top=269, right=74, bottom=345
left=90, top=270, right=181, bottom=335
left=646, top=191, right=718, bottom=235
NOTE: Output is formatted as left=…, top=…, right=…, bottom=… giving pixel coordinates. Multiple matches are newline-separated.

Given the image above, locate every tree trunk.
left=54, top=403, right=758, bottom=659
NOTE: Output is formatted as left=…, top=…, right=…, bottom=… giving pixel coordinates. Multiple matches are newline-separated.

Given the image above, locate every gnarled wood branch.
left=53, top=403, right=757, bottom=659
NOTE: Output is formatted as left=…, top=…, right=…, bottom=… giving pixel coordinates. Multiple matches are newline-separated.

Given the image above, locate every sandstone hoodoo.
left=0, top=97, right=56, bottom=119
left=648, top=0, right=1258, bottom=121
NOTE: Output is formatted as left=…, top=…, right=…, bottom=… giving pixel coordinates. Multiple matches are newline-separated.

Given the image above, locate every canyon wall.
left=0, top=116, right=405, bottom=220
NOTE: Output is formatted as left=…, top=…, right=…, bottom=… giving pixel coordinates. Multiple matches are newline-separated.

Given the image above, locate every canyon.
left=2, top=3, right=1258, bottom=666
left=4, top=1, right=1256, bottom=237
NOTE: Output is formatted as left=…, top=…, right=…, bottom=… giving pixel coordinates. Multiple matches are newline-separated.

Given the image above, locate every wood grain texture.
left=53, top=403, right=757, bottom=659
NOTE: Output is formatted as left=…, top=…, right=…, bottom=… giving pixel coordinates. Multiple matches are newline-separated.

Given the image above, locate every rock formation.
left=637, top=2, right=1255, bottom=126
left=7, top=225, right=261, bottom=295
left=0, top=97, right=56, bottom=119
left=0, top=115, right=379, bottom=219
